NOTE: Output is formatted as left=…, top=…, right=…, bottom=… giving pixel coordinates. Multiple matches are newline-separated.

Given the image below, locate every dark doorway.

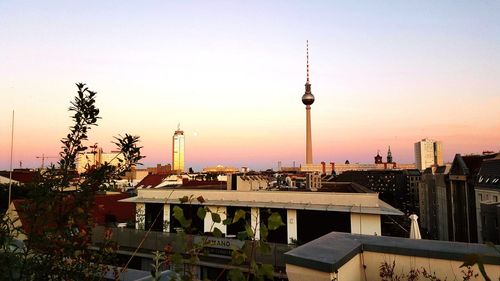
left=170, top=204, right=205, bottom=234
left=227, top=207, right=251, bottom=237
left=145, top=203, right=164, bottom=232
left=260, top=208, right=287, bottom=244
left=297, top=210, right=350, bottom=244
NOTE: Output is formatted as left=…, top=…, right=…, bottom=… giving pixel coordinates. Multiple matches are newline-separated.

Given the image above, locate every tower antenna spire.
left=306, top=40, right=310, bottom=83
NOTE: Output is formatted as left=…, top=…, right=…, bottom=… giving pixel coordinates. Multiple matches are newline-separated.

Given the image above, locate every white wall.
left=350, top=213, right=381, bottom=235
left=204, top=206, right=227, bottom=234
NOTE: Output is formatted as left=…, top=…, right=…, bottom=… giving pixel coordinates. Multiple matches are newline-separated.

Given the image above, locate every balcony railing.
left=92, top=226, right=294, bottom=270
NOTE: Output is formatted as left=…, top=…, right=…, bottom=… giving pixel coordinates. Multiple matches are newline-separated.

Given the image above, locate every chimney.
left=321, top=161, right=326, bottom=174
left=330, top=162, right=335, bottom=174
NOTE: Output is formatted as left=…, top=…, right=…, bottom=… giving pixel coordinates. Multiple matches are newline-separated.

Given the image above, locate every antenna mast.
left=8, top=110, right=14, bottom=209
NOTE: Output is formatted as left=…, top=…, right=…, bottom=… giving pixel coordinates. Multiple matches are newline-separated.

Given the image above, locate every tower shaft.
left=306, top=105, right=313, bottom=164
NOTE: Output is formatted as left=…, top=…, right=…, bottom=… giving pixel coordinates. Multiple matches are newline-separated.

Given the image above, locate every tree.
left=0, top=83, right=143, bottom=280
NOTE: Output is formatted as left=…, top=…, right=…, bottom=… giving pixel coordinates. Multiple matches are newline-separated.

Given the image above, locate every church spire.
left=387, top=146, right=393, bottom=163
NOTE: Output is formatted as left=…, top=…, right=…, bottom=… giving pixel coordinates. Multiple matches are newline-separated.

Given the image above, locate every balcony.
left=92, top=226, right=294, bottom=275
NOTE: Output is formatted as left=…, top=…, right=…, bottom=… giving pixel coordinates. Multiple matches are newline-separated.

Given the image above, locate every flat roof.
left=120, top=189, right=403, bottom=216
left=285, top=232, right=500, bottom=273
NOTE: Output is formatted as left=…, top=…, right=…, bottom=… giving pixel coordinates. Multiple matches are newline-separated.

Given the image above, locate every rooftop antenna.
left=8, top=110, right=14, bottom=209
left=177, top=123, right=180, bottom=131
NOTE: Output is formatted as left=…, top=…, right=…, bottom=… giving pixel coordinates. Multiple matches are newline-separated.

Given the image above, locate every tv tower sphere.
left=302, top=90, right=315, bottom=105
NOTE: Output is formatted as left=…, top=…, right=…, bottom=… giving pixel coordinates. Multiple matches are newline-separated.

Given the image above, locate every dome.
left=302, top=92, right=315, bottom=105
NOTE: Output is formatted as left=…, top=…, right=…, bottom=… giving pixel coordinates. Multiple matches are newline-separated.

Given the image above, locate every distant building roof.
left=434, top=165, right=451, bottom=174
left=0, top=170, right=39, bottom=184
left=476, top=157, right=500, bottom=189
left=403, top=169, right=421, bottom=176
left=9, top=193, right=135, bottom=236
left=320, top=182, right=375, bottom=193
left=135, top=174, right=167, bottom=189
left=93, top=193, right=135, bottom=225
left=451, top=153, right=498, bottom=176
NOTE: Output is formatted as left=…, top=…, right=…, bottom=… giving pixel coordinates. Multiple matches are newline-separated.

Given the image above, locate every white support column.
left=136, top=203, right=145, bottom=230
left=287, top=209, right=297, bottom=244
left=163, top=204, right=170, bottom=232
left=251, top=207, right=260, bottom=240
left=204, top=206, right=227, bottom=234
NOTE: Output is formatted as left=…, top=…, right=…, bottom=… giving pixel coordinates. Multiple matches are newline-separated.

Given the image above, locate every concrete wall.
left=287, top=209, right=297, bottom=244
left=350, top=213, right=381, bottom=235
left=361, top=251, right=499, bottom=281
left=286, top=264, right=332, bottom=281
left=336, top=253, right=363, bottom=281
left=287, top=252, right=500, bottom=281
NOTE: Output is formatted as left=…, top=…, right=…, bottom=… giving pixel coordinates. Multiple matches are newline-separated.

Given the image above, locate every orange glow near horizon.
left=1, top=1, right=499, bottom=170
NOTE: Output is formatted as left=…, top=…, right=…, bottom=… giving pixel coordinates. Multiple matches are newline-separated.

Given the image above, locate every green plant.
left=0, top=83, right=143, bottom=280
left=379, top=260, right=495, bottom=281
left=129, top=194, right=284, bottom=281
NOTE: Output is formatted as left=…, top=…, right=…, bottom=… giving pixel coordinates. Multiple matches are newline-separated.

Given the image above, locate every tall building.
left=414, top=138, right=443, bottom=170
left=172, top=125, right=185, bottom=172
left=418, top=164, right=451, bottom=240
left=302, top=40, right=315, bottom=165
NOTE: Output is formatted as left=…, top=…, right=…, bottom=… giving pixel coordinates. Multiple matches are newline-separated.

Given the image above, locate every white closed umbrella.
left=409, top=214, right=421, bottom=239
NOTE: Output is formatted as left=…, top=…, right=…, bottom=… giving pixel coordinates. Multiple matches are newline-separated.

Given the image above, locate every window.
left=494, top=195, right=498, bottom=202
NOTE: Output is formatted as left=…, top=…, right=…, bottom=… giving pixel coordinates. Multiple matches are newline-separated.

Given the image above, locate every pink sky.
left=1, top=1, right=499, bottom=171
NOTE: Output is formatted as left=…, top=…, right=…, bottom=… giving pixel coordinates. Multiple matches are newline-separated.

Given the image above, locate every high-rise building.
left=302, top=40, right=315, bottom=165
left=172, top=125, right=185, bottom=172
left=414, top=138, right=443, bottom=170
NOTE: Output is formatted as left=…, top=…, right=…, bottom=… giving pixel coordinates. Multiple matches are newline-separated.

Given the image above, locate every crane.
left=35, top=154, right=58, bottom=169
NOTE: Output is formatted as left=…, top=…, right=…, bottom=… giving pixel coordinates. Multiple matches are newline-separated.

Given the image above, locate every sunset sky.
left=1, top=1, right=499, bottom=171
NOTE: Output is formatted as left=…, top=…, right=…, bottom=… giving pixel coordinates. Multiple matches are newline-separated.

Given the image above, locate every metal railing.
left=92, top=226, right=294, bottom=269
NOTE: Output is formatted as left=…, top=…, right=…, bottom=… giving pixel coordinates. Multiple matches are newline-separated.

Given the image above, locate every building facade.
left=114, top=184, right=402, bottom=278
left=335, top=169, right=421, bottom=237
left=418, top=165, right=450, bottom=240
left=474, top=154, right=500, bottom=243
left=414, top=138, right=443, bottom=170
left=76, top=147, right=124, bottom=174
left=332, top=162, right=416, bottom=175
left=172, top=126, right=185, bottom=172
left=447, top=153, right=497, bottom=243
